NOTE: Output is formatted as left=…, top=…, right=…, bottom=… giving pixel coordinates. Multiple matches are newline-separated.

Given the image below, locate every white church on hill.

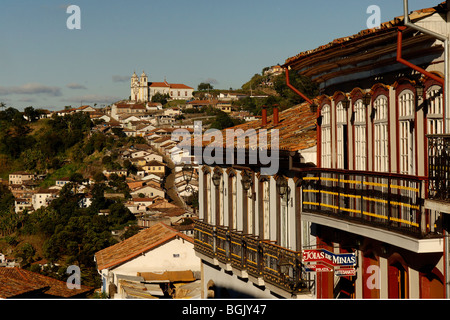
left=131, top=71, right=194, bottom=102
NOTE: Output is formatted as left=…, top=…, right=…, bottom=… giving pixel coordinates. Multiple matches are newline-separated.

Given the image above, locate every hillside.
left=0, top=109, right=144, bottom=289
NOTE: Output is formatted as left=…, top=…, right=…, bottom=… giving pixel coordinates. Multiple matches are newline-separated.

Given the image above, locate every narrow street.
left=150, top=145, right=186, bottom=209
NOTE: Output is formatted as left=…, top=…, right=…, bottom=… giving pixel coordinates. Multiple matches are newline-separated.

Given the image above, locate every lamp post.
left=182, top=163, right=194, bottom=186
left=241, top=169, right=253, bottom=199
left=278, top=176, right=290, bottom=202
left=341, top=96, right=350, bottom=110
left=182, top=163, right=196, bottom=201
left=415, top=82, right=424, bottom=108
left=277, top=176, right=291, bottom=249
left=212, top=171, right=222, bottom=188
left=363, top=93, right=371, bottom=107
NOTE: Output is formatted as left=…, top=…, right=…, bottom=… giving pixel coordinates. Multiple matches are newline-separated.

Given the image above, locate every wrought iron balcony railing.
left=194, top=219, right=215, bottom=258
left=193, top=220, right=310, bottom=294
left=301, top=168, right=440, bottom=238
left=245, top=235, right=263, bottom=279
left=215, top=225, right=230, bottom=264
left=428, top=134, right=450, bottom=202
left=230, top=230, right=246, bottom=270
left=262, top=241, right=305, bottom=293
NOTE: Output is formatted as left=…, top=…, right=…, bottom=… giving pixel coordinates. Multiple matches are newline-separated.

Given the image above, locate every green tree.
left=198, top=82, right=214, bottom=91
left=151, top=92, right=170, bottom=105
left=24, top=106, right=38, bottom=122
left=210, top=111, right=243, bottom=130
left=17, top=243, right=36, bottom=266
left=241, top=74, right=264, bottom=91
left=273, top=71, right=319, bottom=105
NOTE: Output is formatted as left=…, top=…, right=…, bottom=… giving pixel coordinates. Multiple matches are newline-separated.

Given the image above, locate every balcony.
left=262, top=241, right=304, bottom=293
left=194, top=220, right=310, bottom=295
left=301, top=168, right=442, bottom=246
left=194, top=219, right=215, bottom=259
left=427, top=134, right=450, bottom=203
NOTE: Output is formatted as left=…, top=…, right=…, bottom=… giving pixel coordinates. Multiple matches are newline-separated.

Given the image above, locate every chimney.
left=273, top=105, right=279, bottom=125
left=262, top=106, right=267, bottom=126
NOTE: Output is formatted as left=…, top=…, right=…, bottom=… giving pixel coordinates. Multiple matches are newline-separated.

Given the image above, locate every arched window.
left=373, top=95, right=389, bottom=172
left=212, top=169, right=224, bottom=226
left=203, top=170, right=211, bottom=223
left=426, top=85, right=444, bottom=135
left=398, top=89, right=415, bottom=175
left=353, top=99, right=367, bottom=170
left=228, top=172, right=237, bottom=229
left=321, top=104, right=331, bottom=168
left=241, top=170, right=255, bottom=235
left=336, top=101, right=348, bottom=169
left=259, top=177, right=270, bottom=239
left=276, top=176, right=289, bottom=248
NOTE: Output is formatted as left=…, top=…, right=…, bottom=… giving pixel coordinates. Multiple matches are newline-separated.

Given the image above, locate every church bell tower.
left=131, top=71, right=139, bottom=101
left=140, top=71, right=148, bottom=101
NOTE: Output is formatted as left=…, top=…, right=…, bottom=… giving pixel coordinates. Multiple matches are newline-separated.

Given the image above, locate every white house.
left=32, top=188, right=59, bottom=211
left=55, top=178, right=71, bottom=188
left=130, top=184, right=165, bottom=199
left=9, top=172, right=34, bottom=185
left=14, top=198, right=33, bottom=213
left=163, top=107, right=182, bottom=117
left=94, top=222, right=200, bottom=298
left=131, top=150, right=150, bottom=159
left=144, top=153, right=163, bottom=163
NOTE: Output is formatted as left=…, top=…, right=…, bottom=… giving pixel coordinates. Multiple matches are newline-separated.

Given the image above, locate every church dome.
left=141, top=71, right=147, bottom=77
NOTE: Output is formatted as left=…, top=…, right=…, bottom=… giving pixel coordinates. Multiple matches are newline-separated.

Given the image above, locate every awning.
left=137, top=270, right=196, bottom=283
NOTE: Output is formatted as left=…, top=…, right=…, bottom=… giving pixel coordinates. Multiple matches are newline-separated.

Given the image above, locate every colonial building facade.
left=193, top=1, right=450, bottom=299
left=131, top=71, right=194, bottom=102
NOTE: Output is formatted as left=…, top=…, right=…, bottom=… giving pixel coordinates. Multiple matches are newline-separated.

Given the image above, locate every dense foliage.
left=0, top=107, right=137, bottom=288
left=237, top=70, right=319, bottom=116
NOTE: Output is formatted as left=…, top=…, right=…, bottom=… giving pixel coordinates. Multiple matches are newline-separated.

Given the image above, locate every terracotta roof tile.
left=95, top=223, right=193, bottom=271
left=149, top=82, right=193, bottom=90
left=188, top=102, right=317, bottom=152
left=284, top=2, right=445, bottom=67
left=0, top=268, right=92, bottom=298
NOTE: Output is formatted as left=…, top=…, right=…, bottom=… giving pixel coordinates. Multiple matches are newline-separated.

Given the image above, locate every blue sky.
left=0, top=0, right=441, bottom=111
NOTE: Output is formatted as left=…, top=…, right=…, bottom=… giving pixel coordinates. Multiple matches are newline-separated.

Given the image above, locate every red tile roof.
left=149, top=81, right=193, bottom=90
left=149, top=82, right=170, bottom=88
left=187, top=102, right=317, bottom=152
left=169, top=83, right=193, bottom=90
left=0, top=267, right=93, bottom=298
left=284, top=2, right=445, bottom=68
left=95, top=223, right=194, bottom=271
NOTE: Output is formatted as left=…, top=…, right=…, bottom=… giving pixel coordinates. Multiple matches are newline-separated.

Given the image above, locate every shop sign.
left=334, top=267, right=357, bottom=277
left=302, top=249, right=356, bottom=267
left=304, top=264, right=334, bottom=273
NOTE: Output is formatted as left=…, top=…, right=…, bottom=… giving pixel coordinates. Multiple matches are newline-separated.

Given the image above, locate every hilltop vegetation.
left=0, top=107, right=141, bottom=288
left=238, top=68, right=319, bottom=116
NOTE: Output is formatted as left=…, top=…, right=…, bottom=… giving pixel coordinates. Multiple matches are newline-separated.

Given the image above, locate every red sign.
left=302, top=249, right=356, bottom=267
left=302, top=249, right=331, bottom=264
left=304, top=264, right=333, bottom=273
left=335, top=267, right=356, bottom=277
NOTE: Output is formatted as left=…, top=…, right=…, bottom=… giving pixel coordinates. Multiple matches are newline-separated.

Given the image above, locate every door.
left=388, top=262, right=408, bottom=299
